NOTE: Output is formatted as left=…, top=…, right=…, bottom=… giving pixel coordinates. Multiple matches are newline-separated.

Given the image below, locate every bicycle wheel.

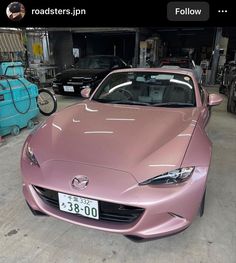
left=37, top=89, right=57, bottom=116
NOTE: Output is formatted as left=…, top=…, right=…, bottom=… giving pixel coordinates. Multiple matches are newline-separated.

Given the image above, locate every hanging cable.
left=0, top=75, right=31, bottom=114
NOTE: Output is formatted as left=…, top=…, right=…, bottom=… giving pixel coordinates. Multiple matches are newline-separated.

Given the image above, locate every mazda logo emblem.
left=72, top=175, right=89, bottom=190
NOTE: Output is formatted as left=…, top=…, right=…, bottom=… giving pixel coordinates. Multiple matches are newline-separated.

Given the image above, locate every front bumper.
left=52, top=80, right=97, bottom=96
left=52, top=83, right=85, bottom=96
left=21, top=159, right=208, bottom=239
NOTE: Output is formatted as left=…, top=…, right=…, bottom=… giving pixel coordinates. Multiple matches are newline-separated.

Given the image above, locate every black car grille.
left=66, top=77, right=93, bottom=86
left=33, top=186, right=144, bottom=224
left=54, top=77, right=93, bottom=86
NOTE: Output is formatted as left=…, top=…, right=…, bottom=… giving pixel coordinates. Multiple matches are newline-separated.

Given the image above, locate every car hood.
left=56, top=68, right=110, bottom=80
left=29, top=101, right=200, bottom=183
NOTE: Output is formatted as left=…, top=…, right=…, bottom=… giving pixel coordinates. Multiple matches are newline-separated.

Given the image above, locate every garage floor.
left=0, top=88, right=235, bottom=263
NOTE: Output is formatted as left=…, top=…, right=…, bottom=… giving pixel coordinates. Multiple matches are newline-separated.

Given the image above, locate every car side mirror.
left=81, top=87, right=91, bottom=98
left=208, top=93, right=223, bottom=106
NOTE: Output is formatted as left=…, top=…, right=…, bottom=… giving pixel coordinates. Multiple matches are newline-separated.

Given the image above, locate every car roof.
left=111, top=67, right=197, bottom=79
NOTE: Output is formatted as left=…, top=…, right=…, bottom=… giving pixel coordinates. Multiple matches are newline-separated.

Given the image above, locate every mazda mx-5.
left=21, top=68, right=222, bottom=240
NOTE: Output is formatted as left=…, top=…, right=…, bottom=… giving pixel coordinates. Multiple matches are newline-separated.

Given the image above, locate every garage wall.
left=72, top=33, right=135, bottom=64
left=49, top=31, right=74, bottom=72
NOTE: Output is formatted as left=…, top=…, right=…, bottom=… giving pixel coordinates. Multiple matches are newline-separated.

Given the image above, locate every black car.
left=52, top=55, right=129, bottom=96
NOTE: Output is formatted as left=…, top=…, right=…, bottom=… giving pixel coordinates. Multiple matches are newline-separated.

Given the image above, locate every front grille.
left=54, top=78, right=93, bottom=87
left=66, top=77, right=93, bottom=86
left=33, top=186, right=144, bottom=224
left=72, top=77, right=93, bottom=81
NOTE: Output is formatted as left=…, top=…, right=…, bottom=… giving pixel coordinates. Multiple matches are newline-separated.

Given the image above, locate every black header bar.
left=0, top=0, right=234, bottom=27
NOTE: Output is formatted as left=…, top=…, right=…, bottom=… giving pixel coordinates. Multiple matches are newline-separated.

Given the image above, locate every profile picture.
left=6, top=2, right=26, bottom=21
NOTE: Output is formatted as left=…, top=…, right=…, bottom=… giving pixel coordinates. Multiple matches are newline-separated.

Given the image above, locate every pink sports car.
left=21, top=68, right=223, bottom=240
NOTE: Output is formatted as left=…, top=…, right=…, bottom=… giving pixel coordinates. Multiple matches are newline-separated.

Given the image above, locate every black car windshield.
left=92, top=71, right=196, bottom=107
left=75, top=56, right=112, bottom=69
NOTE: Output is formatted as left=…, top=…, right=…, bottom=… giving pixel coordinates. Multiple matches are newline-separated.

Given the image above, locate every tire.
left=11, top=125, right=20, bottom=136
left=37, top=89, right=57, bottom=116
left=227, top=80, right=236, bottom=113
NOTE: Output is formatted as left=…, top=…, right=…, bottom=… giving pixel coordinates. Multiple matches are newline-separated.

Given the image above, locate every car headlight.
left=139, top=167, right=194, bottom=185
left=26, top=145, right=39, bottom=166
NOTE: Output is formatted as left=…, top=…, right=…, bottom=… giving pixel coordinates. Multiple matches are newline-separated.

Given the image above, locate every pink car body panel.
left=21, top=68, right=220, bottom=239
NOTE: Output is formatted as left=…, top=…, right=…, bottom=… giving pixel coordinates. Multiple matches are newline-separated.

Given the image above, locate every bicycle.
left=25, top=68, right=57, bottom=116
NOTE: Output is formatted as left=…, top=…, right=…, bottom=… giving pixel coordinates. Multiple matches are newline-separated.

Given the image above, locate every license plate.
left=58, top=192, right=99, bottom=219
left=63, top=85, right=74, bottom=92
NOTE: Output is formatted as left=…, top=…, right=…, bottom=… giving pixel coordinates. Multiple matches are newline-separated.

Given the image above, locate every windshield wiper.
left=93, top=99, right=194, bottom=107
left=151, top=102, right=194, bottom=107
left=93, top=99, right=150, bottom=106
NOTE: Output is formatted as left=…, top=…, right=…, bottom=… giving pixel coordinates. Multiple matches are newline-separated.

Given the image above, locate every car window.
left=112, top=57, right=126, bottom=68
left=92, top=72, right=196, bottom=107
left=76, top=57, right=112, bottom=69
left=111, top=57, right=120, bottom=67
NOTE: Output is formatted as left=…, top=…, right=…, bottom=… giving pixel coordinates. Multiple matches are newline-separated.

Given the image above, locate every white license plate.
left=63, top=86, right=74, bottom=92
left=58, top=193, right=99, bottom=219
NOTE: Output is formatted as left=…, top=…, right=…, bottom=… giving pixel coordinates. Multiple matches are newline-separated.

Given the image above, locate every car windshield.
left=75, top=57, right=112, bottom=69
left=92, top=71, right=196, bottom=107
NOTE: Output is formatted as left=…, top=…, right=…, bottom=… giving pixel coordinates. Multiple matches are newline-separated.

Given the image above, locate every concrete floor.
left=0, top=89, right=236, bottom=263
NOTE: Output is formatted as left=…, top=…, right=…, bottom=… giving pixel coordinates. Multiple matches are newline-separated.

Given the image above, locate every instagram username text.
left=31, top=8, right=86, bottom=16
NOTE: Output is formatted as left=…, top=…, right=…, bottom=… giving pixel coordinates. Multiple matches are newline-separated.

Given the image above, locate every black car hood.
left=56, top=68, right=110, bottom=80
